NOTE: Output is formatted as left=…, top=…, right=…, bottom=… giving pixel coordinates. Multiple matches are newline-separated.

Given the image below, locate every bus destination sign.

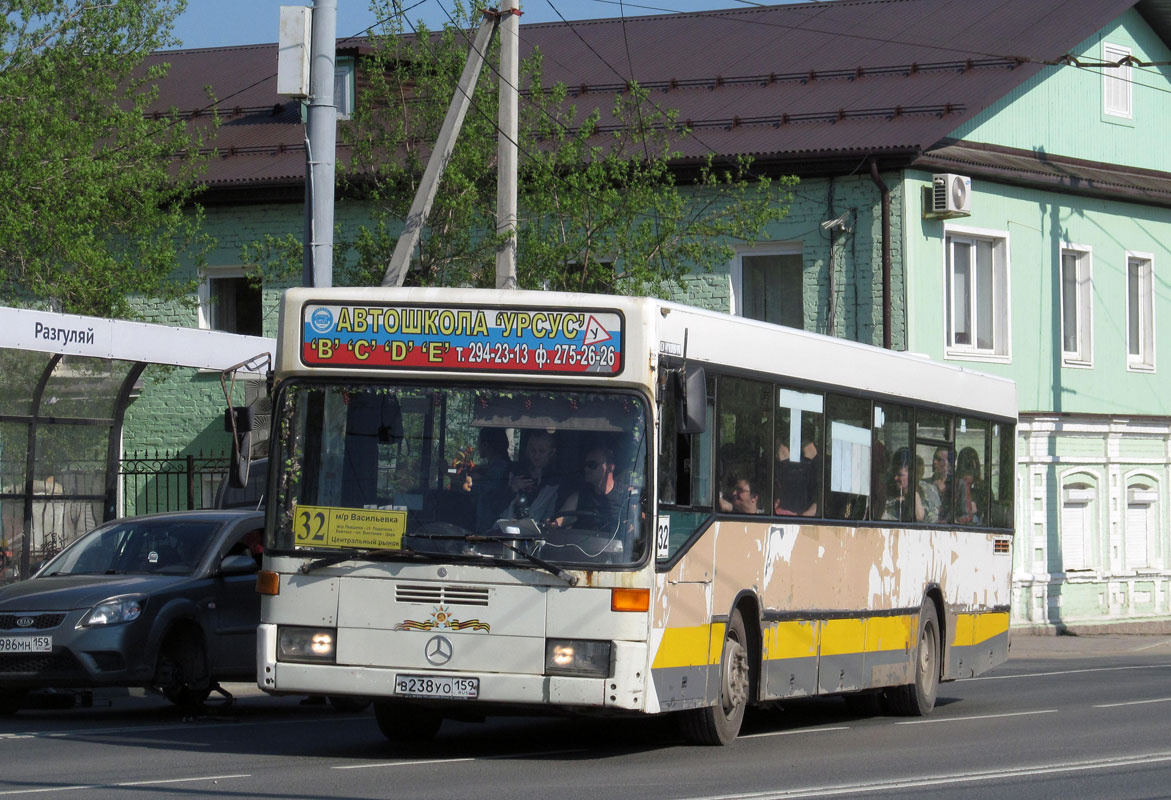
left=301, top=303, right=624, bottom=375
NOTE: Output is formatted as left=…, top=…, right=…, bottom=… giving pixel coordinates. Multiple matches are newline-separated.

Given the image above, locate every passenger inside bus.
left=503, top=430, right=563, bottom=522
left=882, top=448, right=925, bottom=522
left=718, top=474, right=763, bottom=514
left=921, top=446, right=953, bottom=523
left=953, top=447, right=983, bottom=525
left=471, top=428, right=513, bottom=533
left=774, top=440, right=818, bottom=516
left=555, top=444, right=628, bottom=531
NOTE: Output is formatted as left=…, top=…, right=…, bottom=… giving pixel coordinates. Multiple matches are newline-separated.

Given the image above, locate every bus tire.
left=679, top=608, right=749, bottom=745
left=886, top=601, right=939, bottom=716
left=373, top=700, right=442, bottom=744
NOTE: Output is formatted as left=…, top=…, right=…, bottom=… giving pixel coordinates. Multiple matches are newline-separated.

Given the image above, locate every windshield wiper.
left=464, top=534, right=578, bottom=586
left=299, top=547, right=437, bottom=574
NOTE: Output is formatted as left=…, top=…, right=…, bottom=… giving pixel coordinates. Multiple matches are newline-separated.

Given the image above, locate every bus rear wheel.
left=886, top=601, right=939, bottom=716
left=679, top=608, right=749, bottom=745
left=373, top=700, right=443, bottom=744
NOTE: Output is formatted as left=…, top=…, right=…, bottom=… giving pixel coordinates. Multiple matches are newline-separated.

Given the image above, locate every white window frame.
left=942, top=225, right=1011, bottom=363
left=1060, top=244, right=1093, bottom=367
left=335, top=56, right=355, bottom=119
left=1103, top=42, right=1133, bottom=120
left=198, top=266, right=261, bottom=334
left=1125, top=250, right=1155, bottom=372
left=730, top=243, right=803, bottom=318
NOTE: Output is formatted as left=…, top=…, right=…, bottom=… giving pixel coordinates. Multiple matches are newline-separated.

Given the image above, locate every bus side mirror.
left=225, top=406, right=256, bottom=489
left=679, top=365, right=707, bottom=435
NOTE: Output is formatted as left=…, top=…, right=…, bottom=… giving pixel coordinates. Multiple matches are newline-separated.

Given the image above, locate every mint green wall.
left=950, top=10, right=1171, bottom=171
left=904, top=170, right=1171, bottom=414
left=670, top=174, right=906, bottom=349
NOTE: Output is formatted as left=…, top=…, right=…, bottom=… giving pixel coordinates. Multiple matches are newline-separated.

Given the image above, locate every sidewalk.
left=1008, top=630, right=1171, bottom=659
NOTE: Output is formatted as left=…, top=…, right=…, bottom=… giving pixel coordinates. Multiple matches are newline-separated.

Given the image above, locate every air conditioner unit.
left=923, top=173, right=972, bottom=219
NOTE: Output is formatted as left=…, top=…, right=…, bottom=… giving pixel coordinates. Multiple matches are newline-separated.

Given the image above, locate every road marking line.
left=0, top=714, right=355, bottom=742
left=973, top=663, right=1171, bottom=680
left=0, top=774, right=250, bottom=796
left=674, top=751, right=1171, bottom=799
left=333, top=747, right=588, bottom=770
left=1093, top=696, right=1171, bottom=708
left=1131, top=639, right=1171, bottom=652
left=894, top=709, right=1057, bottom=725
left=741, top=726, right=850, bottom=739
left=334, top=757, right=476, bottom=770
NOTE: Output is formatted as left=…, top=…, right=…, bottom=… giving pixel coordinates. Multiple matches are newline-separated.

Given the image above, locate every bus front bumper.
left=256, top=623, right=648, bottom=712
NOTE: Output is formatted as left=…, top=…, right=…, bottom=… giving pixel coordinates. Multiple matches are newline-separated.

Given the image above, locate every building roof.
left=147, top=0, right=1145, bottom=198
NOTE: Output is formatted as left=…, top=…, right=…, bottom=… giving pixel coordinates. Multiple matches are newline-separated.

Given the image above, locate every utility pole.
left=495, top=0, right=520, bottom=290
left=304, top=0, right=337, bottom=288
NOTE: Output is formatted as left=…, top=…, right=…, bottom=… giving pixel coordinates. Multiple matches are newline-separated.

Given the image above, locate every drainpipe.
left=870, top=157, right=892, bottom=349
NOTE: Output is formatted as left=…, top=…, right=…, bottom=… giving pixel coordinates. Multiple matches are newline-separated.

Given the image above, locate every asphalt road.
left=1, top=633, right=1169, bottom=800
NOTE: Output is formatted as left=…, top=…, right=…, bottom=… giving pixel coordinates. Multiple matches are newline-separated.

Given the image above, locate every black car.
left=0, top=509, right=265, bottom=715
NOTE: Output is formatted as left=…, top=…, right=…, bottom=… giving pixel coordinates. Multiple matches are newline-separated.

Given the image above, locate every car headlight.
left=77, top=595, right=146, bottom=628
left=544, top=639, right=612, bottom=678
left=277, top=626, right=336, bottom=663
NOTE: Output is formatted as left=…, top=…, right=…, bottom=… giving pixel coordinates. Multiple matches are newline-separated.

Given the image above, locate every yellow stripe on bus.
left=819, top=617, right=866, bottom=656
left=764, top=620, right=819, bottom=661
left=865, top=615, right=914, bottom=653
left=953, top=611, right=1010, bottom=647
left=652, top=625, right=714, bottom=669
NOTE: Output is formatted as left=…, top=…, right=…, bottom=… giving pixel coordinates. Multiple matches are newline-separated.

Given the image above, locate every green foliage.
left=0, top=0, right=212, bottom=318
left=306, top=2, right=794, bottom=294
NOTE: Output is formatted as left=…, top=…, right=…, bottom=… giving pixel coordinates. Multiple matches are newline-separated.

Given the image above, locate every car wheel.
left=328, top=695, right=372, bottom=713
left=0, top=689, right=26, bottom=716
left=373, top=700, right=442, bottom=743
left=154, top=633, right=212, bottom=710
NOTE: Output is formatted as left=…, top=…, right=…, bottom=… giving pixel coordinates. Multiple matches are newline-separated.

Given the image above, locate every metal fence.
left=119, top=450, right=231, bottom=517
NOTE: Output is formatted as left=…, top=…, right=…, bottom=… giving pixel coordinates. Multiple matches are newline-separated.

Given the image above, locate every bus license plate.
left=394, top=674, right=479, bottom=699
left=0, top=635, right=52, bottom=653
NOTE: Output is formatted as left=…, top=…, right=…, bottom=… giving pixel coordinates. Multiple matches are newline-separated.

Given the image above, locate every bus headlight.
left=544, top=639, right=612, bottom=678
left=277, top=626, right=336, bottom=663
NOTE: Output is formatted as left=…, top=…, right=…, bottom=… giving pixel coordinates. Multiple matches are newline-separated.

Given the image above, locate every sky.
left=170, top=0, right=755, bottom=50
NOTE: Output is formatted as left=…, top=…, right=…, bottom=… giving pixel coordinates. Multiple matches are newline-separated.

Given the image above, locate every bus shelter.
left=0, top=306, right=273, bottom=581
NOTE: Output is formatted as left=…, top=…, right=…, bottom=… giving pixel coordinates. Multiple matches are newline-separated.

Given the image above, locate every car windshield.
left=272, top=382, right=650, bottom=568
left=42, top=519, right=222, bottom=576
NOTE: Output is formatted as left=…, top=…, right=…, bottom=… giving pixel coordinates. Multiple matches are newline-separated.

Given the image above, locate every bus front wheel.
left=886, top=601, right=939, bottom=716
left=679, top=608, right=749, bottom=745
left=373, top=700, right=443, bottom=744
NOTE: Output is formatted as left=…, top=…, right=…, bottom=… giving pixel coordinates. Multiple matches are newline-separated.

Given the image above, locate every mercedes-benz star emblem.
left=424, top=635, right=453, bottom=666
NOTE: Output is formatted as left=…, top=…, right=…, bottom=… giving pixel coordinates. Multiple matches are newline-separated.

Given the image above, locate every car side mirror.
left=219, top=553, right=259, bottom=575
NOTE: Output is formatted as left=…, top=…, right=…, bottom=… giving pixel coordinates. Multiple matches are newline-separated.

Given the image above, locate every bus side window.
left=657, top=370, right=714, bottom=562
left=825, top=394, right=871, bottom=520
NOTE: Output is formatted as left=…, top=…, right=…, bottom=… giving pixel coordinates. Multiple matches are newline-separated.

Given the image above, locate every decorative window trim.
left=942, top=224, right=1012, bottom=363
left=335, top=56, right=355, bottom=119
left=1060, top=244, right=1093, bottom=368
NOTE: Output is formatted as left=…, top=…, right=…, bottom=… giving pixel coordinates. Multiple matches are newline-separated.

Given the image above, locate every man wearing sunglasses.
left=554, top=445, right=624, bottom=533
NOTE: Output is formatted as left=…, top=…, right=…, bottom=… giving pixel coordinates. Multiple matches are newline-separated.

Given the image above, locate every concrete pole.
left=305, top=0, right=337, bottom=288
left=495, top=0, right=519, bottom=290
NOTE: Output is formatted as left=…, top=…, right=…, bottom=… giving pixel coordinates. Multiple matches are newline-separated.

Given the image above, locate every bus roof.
left=278, top=287, right=1016, bottom=421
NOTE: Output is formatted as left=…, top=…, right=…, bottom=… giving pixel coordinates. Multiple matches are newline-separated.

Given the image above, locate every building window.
left=1060, top=480, right=1097, bottom=571
left=1060, top=247, right=1093, bottom=366
left=1125, top=480, right=1158, bottom=570
left=733, top=246, right=803, bottom=328
left=199, top=270, right=262, bottom=336
left=1126, top=252, right=1154, bottom=371
left=944, top=229, right=1010, bottom=360
left=1103, top=42, right=1132, bottom=119
left=335, top=57, right=354, bottom=119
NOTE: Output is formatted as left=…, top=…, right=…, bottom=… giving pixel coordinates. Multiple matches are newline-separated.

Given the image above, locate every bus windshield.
left=271, top=381, right=650, bottom=568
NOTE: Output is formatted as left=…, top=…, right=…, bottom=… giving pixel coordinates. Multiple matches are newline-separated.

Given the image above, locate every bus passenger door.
left=651, top=362, right=717, bottom=712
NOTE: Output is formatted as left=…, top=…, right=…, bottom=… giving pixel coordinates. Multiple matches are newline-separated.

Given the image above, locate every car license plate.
left=394, top=674, right=479, bottom=699
left=0, top=635, right=52, bottom=653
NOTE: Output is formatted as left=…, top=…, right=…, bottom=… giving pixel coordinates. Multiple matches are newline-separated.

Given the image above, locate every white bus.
left=252, top=287, right=1016, bottom=745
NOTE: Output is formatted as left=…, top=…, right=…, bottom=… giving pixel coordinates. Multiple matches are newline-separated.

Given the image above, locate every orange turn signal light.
left=256, top=570, right=280, bottom=596
left=611, top=587, right=649, bottom=612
